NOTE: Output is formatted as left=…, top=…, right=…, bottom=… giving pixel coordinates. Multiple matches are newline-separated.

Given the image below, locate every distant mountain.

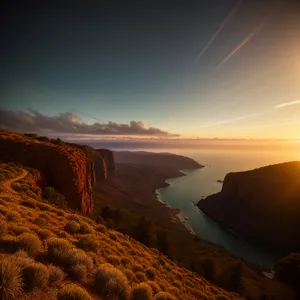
left=197, top=161, right=300, bottom=254
left=114, top=151, right=203, bottom=170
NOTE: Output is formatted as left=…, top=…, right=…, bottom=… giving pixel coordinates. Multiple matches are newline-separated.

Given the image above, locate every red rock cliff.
left=197, top=161, right=300, bottom=253
left=0, top=130, right=98, bottom=213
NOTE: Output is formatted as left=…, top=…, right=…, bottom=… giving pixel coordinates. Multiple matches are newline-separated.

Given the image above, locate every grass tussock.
left=57, top=284, right=93, bottom=300
left=23, top=262, right=49, bottom=289
left=92, top=264, right=130, bottom=300
left=153, top=291, right=176, bottom=300
left=48, top=265, right=65, bottom=286
left=131, top=283, right=153, bottom=300
left=0, top=258, right=23, bottom=300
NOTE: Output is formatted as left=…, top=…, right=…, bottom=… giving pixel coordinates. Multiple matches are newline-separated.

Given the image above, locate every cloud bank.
left=0, top=109, right=179, bottom=137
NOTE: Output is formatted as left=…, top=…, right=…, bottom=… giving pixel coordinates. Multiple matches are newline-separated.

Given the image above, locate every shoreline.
left=154, top=170, right=197, bottom=236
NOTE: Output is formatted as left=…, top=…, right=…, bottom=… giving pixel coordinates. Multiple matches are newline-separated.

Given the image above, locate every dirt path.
left=1, top=169, right=28, bottom=194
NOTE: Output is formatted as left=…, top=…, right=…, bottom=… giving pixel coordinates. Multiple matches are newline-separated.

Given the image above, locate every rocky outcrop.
left=0, top=130, right=115, bottom=214
left=197, top=162, right=300, bottom=253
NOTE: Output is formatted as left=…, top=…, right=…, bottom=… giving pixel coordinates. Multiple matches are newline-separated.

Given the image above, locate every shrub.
left=37, top=229, right=55, bottom=239
left=21, top=199, right=36, bottom=208
left=132, top=264, right=144, bottom=273
left=153, top=292, right=176, bottom=300
left=77, top=235, right=98, bottom=252
left=65, top=221, right=81, bottom=234
left=0, top=220, right=8, bottom=237
left=13, top=250, right=35, bottom=269
left=66, top=215, right=80, bottom=222
left=0, top=258, right=23, bottom=300
left=146, top=281, right=161, bottom=294
left=107, top=255, right=121, bottom=266
left=145, top=267, right=156, bottom=280
left=62, top=248, right=93, bottom=271
left=109, top=231, right=118, bottom=241
left=23, top=262, right=49, bottom=289
left=57, top=284, right=92, bottom=300
left=46, top=237, right=73, bottom=262
left=131, top=283, right=152, bottom=300
left=17, top=232, right=42, bottom=257
left=79, top=222, right=94, bottom=234
left=8, top=224, right=30, bottom=236
left=92, top=264, right=130, bottom=300
left=124, top=269, right=134, bottom=281
left=48, top=265, right=65, bottom=286
left=43, top=186, right=67, bottom=208
left=6, top=211, right=21, bottom=222
left=135, top=271, right=147, bottom=282
left=96, top=224, right=107, bottom=233
left=71, top=264, right=87, bottom=283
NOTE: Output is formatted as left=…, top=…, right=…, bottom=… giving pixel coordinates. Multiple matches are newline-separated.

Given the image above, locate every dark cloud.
left=0, top=109, right=179, bottom=137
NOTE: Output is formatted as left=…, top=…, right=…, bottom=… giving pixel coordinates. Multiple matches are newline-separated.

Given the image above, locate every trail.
left=0, top=169, right=28, bottom=195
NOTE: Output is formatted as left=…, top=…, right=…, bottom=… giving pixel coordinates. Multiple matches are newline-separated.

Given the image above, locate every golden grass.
left=0, top=170, right=252, bottom=300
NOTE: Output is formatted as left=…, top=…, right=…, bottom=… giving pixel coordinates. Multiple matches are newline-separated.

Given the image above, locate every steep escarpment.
left=0, top=130, right=115, bottom=214
left=197, top=161, right=300, bottom=253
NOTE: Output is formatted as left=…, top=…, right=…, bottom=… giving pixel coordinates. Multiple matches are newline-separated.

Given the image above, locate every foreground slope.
left=198, top=161, right=300, bottom=253
left=0, top=164, right=241, bottom=300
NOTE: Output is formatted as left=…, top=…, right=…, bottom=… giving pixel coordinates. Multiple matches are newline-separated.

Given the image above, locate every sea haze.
left=86, top=140, right=300, bottom=266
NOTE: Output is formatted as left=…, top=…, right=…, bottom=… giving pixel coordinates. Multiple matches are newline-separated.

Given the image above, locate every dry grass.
left=0, top=167, right=278, bottom=300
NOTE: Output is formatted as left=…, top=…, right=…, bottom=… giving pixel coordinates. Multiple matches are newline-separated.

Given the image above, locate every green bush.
left=23, top=262, right=49, bottom=289
left=92, top=264, right=130, bottom=300
left=17, top=232, right=42, bottom=257
left=65, top=221, right=81, bottom=234
left=131, top=283, right=152, bottom=300
left=0, top=258, right=23, bottom=300
left=48, top=265, right=65, bottom=286
left=153, top=292, right=176, bottom=300
left=57, top=284, right=92, bottom=300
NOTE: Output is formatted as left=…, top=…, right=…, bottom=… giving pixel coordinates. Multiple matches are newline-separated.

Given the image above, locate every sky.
left=1, top=0, right=300, bottom=140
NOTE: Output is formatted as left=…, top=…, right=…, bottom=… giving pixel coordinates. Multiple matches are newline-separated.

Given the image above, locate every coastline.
left=155, top=170, right=197, bottom=236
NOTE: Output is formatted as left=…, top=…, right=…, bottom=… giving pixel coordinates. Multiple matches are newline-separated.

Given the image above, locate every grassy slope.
left=0, top=163, right=243, bottom=300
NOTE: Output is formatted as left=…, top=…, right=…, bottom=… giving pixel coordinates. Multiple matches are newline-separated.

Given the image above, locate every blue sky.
left=1, top=0, right=300, bottom=139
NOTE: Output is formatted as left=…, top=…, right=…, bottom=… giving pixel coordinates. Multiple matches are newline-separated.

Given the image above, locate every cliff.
left=197, top=161, right=300, bottom=253
left=0, top=130, right=115, bottom=214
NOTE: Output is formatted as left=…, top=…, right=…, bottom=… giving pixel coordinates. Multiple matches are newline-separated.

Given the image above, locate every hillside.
left=197, top=161, right=300, bottom=254
left=114, top=151, right=203, bottom=169
left=0, top=162, right=242, bottom=300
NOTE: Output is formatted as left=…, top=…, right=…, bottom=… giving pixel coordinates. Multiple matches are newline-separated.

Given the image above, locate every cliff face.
left=0, top=130, right=115, bottom=214
left=97, top=149, right=116, bottom=177
left=198, top=162, right=300, bottom=253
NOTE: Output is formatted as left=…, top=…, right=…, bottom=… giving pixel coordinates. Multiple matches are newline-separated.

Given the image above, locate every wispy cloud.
left=0, top=109, right=180, bottom=137
left=274, top=99, right=300, bottom=108
left=199, top=113, right=259, bottom=128
left=194, top=0, right=243, bottom=64
left=217, top=21, right=266, bottom=68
